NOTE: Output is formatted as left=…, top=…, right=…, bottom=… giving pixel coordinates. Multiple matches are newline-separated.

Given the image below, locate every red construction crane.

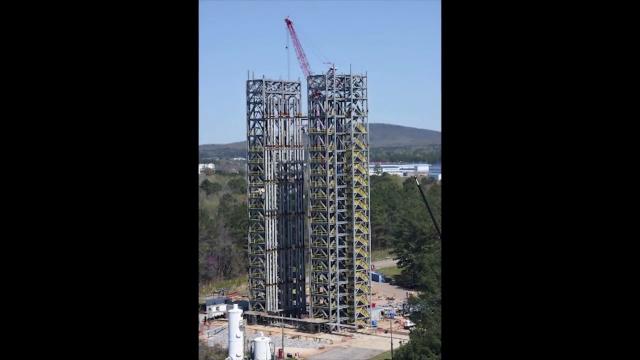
left=284, top=17, right=313, bottom=78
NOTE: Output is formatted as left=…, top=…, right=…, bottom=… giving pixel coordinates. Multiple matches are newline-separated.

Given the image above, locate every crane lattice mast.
left=285, top=17, right=313, bottom=78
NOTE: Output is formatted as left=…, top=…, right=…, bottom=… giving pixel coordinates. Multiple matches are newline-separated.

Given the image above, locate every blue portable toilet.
left=371, top=320, right=378, bottom=328
left=371, top=272, right=385, bottom=283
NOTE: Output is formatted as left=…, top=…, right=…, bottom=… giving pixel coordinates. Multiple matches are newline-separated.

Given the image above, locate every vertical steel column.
left=247, top=76, right=306, bottom=317
left=350, top=73, right=370, bottom=328
left=308, top=68, right=370, bottom=328
left=308, top=71, right=336, bottom=324
left=247, top=76, right=267, bottom=313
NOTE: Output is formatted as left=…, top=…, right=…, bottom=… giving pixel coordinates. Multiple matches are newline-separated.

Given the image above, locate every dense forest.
left=199, top=172, right=441, bottom=359
left=199, top=173, right=248, bottom=289
left=384, top=176, right=441, bottom=359
left=370, top=145, right=441, bottom=163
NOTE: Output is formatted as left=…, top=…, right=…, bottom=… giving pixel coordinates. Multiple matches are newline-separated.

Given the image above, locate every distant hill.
left=200, top=123, right=440, bottom=161
left=368, top=123, right=440, bottom=148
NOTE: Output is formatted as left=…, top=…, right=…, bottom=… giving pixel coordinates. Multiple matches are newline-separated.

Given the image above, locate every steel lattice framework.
left=247, top=77, right=306, bottom=317
left=307, top=67, right=371, bottom=328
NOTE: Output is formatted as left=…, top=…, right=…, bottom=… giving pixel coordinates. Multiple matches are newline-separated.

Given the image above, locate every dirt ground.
left=201, top=317, right=410, bottom=360
left=200, top=258, right=418, bottom=359
left=371, top=258, right=397, bottom=270
left=372, top=281, right=417, bottom=308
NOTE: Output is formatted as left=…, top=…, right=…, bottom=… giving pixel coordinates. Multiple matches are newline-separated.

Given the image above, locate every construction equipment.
left=413, top=176, right=442, bottom=239
left=284, top=17, right=313, bottom=78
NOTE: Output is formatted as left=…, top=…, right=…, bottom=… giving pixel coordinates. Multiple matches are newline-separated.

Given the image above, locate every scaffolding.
left=247, top=76, right=306, bottom=317
left=307, top=67, right=371, bottom=328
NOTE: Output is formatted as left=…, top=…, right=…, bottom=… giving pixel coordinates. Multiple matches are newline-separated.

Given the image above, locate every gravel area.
left=206, top=327, right=328, bottom=349
left=306, top=346, right=384, bottom=360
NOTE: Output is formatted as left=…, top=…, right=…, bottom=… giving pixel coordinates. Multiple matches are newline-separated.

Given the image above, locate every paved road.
left=306, top=346, right=385, bottom=360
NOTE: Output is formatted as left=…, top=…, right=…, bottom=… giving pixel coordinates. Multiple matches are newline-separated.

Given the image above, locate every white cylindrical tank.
left=251, top=332, right=272, bottom=360
left=227, top=304, right=244, bottom=360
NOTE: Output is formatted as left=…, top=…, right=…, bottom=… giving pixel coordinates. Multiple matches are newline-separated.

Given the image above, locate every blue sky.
left=200, top=0, right=440, bottom=144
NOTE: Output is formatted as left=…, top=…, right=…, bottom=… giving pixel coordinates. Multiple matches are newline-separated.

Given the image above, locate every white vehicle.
left=403, top=319, right=416, bottom=329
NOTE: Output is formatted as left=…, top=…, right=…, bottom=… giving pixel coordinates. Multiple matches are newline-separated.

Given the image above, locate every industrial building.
left=369, top=163, right=429, bottom=177
left=199, top=163, right=215, bottom=174
left=245, top=67, right=371, bottom=329
left=244, top=17, right=372, bottom=332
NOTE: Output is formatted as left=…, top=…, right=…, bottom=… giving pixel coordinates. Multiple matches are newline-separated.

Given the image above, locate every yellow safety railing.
left=310, top=192, right=327, bottom=199
left=308, top=128, right=335, bottom=135
left=353, top=187, right=368, bottom=198
left=311, top=181, right=335, bottom=188
left=354, top=163, right=368, bottom=175
left=355, top=223, right=369, bottom=234
left=354, top=175, right=368, bottom=186
left=353, top=137, right=366, bottom=149
left=355, top=306, right=370, bottom=317
left=355, top=258, right=368, bottom=269
left=354, top=211, right=368, bottom=223
left=354, top=199, right=368, bottom=210
left=355, top=283, right=369, bottom=293
left=356, top=271, right=369, bottom=282
left=352, top=150, right=367, bottom=163
left=355, top=246, right=368, bottom=257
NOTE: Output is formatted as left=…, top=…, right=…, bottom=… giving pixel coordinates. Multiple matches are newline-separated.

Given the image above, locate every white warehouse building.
left=198, top=163, right=215, bottom=174
left=369, top=163, right=430, bottom=177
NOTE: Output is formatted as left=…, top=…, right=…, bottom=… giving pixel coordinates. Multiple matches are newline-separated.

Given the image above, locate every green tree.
left=391, top=182, right=441, bottom=359
left=370, top=174, right=403, bottom=250
left=227, top=177, right=246, bottom=194
left=200, top=179, right=222, bottom=196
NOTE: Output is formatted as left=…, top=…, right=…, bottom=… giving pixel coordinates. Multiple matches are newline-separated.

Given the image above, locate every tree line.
left=371, top=145, right=441, bottom=163
left=199, top=174, right=248, bottom=286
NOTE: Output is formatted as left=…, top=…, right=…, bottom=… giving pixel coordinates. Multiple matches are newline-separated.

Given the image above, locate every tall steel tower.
left=307, top=67, right=371, bottom=328
left=246, top=76, right=306, bottom=317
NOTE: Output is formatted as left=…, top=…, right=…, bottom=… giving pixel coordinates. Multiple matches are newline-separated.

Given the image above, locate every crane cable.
left=414, top=176, right=442, bottom=240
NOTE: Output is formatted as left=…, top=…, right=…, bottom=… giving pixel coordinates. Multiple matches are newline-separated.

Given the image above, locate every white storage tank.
left=227, top=304, right=244, bottom=360
left=251, top=332, right=273, bottom=360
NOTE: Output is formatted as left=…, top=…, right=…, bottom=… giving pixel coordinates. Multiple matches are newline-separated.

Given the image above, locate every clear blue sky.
left=200, top=0, right=440, bottom=144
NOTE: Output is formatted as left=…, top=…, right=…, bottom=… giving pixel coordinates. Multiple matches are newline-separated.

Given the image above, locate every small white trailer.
left=206, top=303, right=227, bottom=320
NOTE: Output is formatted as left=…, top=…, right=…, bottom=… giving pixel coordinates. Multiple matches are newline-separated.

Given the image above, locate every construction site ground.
left=201, top=316, right=410, bottom=360
left=199, top=259, right=417, bottom=359
left=200, top=280, right=416, bottom=360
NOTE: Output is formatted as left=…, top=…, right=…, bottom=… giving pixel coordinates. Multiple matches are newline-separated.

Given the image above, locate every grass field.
left=377, top=265, right=401, bottom=278
left=372, top=248, right=393, bottom=261
left=199, top=276, right=246, bottom=298
left=369, top=350, right=392, bottom=360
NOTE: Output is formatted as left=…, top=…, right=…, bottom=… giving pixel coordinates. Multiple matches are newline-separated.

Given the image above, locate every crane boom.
left=285, top=17, right=312, bottom=78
